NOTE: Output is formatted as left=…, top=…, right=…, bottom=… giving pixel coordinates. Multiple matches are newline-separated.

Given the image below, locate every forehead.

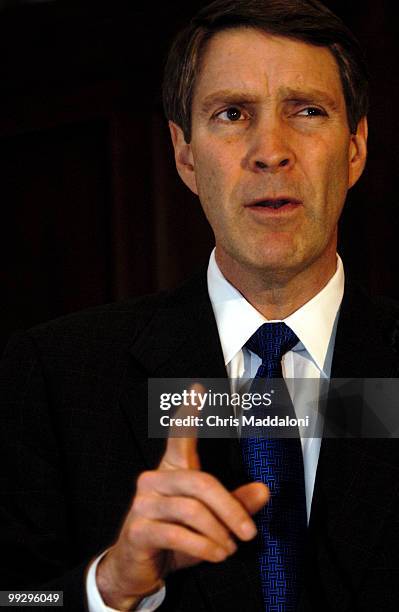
left=193, top=27, right=344, bottom=106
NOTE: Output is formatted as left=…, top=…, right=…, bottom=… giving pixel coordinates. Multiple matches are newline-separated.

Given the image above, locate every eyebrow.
left=280, top=86, right=340, bottom=111
left=199, top=86, right=341, bottom=113
left=200, top=90, right=260, bottom=113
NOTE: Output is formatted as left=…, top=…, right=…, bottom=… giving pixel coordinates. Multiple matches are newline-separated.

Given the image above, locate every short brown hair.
left=163, top=0, right=369, bottom=142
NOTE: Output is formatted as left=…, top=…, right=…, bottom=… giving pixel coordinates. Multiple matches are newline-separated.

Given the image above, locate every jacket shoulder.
left=17, top=292, right=167, bottom=359
left=6, top=270, right=209, bottom=362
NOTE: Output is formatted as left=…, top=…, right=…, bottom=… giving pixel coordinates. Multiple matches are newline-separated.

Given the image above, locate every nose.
left=246, top=117, right=295, bottom=173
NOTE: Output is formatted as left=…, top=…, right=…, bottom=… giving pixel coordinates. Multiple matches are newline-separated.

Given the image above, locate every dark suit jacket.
left=1, top=271, right=399, bottom=611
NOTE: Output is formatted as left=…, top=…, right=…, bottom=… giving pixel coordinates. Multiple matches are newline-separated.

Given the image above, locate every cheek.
left=195, top=162, right=221, bottom=207
left=194, top=151, right=234, bottom=208
left=192, top=134, right=241, bottom=190
left=299, top=140, right=349, bottom=230
left=308, top=137, right=350, bottom=204
left=326, top=149, right=350, bottom=203
left=193, top=162, right=224, bottom=229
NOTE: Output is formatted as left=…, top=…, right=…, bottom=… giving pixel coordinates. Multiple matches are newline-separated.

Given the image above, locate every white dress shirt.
left=208, top=249, right=344, bottom=518
left=87, top=250, right=344, bottom=611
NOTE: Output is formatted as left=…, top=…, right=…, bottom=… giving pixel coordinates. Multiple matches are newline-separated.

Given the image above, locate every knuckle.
left=195, top=471, right=217, bottom=492
left=181, top=498, right=200, bottom=520
left=132, top=493, right=152, bottom=516
left=136, top=470, right=155, bottom=491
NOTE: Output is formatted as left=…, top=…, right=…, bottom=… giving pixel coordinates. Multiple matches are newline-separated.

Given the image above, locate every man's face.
left=170, top=28, right=367, bottom=282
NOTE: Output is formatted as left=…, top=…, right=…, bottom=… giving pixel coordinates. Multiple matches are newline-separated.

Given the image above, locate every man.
left=1, top=0, right=399, bottom=611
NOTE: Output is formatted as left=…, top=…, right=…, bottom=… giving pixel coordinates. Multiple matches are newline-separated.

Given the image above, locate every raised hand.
left=96, top=389, right=269, bottom=610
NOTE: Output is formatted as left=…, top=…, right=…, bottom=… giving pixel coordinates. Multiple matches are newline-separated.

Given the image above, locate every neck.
left=215, top=248, right=337, bottom=320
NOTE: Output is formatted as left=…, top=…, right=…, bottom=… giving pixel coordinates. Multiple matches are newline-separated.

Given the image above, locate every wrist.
left=96, top=550, right=164, bottom=611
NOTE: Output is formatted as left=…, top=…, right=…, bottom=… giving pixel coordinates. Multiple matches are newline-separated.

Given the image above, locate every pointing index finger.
left=159, top=383, right=204, bottom=471
left=160, top=437, right=200, bottom=471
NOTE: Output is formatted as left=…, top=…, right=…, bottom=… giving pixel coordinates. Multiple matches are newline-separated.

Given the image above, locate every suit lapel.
left=119, top=272, right=227, bottom=468
left=304, top=280, right=399, bottom=611
left=118, top=272, right=265, bottom=610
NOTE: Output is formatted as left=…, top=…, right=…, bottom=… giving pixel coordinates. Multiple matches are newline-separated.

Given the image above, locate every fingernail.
left=240, top=521, right=257, bottom=539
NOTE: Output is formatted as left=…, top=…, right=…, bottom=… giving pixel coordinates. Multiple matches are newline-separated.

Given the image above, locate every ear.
left=168, top=121, right=199, bottom=195
left=348, top=116, right=368, bottom=189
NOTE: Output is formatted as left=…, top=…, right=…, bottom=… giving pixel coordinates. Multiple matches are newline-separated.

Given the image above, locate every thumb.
left=232, top=482, right=270, bottom=515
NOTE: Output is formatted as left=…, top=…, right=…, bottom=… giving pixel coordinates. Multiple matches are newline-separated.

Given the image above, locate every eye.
left=296, top=106, right=327, bottom=118
left=216, top=106, right=246, bottom=122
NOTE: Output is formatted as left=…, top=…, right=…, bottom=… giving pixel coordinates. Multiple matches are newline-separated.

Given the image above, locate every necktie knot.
left=245, top=322, right=299, bottom=379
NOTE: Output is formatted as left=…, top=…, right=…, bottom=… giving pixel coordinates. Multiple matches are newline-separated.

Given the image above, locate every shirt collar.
left=207, top=249, right=344, bottom=376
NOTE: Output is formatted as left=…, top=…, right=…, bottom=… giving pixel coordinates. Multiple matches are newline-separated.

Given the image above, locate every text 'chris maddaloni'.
left=157, top=388, right=310, bottom=430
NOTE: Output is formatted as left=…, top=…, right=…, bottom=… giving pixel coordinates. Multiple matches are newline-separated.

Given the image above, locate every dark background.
left=1, top=0, right=398, bottom=352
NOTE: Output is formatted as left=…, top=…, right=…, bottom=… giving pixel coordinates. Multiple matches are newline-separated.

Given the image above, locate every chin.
left=218, top=238, right=306, bottom=276
left=244, top=245, right=301, bottom=271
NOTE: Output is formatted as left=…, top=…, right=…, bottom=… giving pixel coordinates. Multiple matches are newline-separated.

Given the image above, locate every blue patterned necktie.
left=241, top=322, right=307, bottom=612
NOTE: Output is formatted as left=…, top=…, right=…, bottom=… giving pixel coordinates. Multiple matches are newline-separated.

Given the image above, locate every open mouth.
left=252, top=199, right=292, bottom=209
left=246, top=197, right=302, bottom=210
